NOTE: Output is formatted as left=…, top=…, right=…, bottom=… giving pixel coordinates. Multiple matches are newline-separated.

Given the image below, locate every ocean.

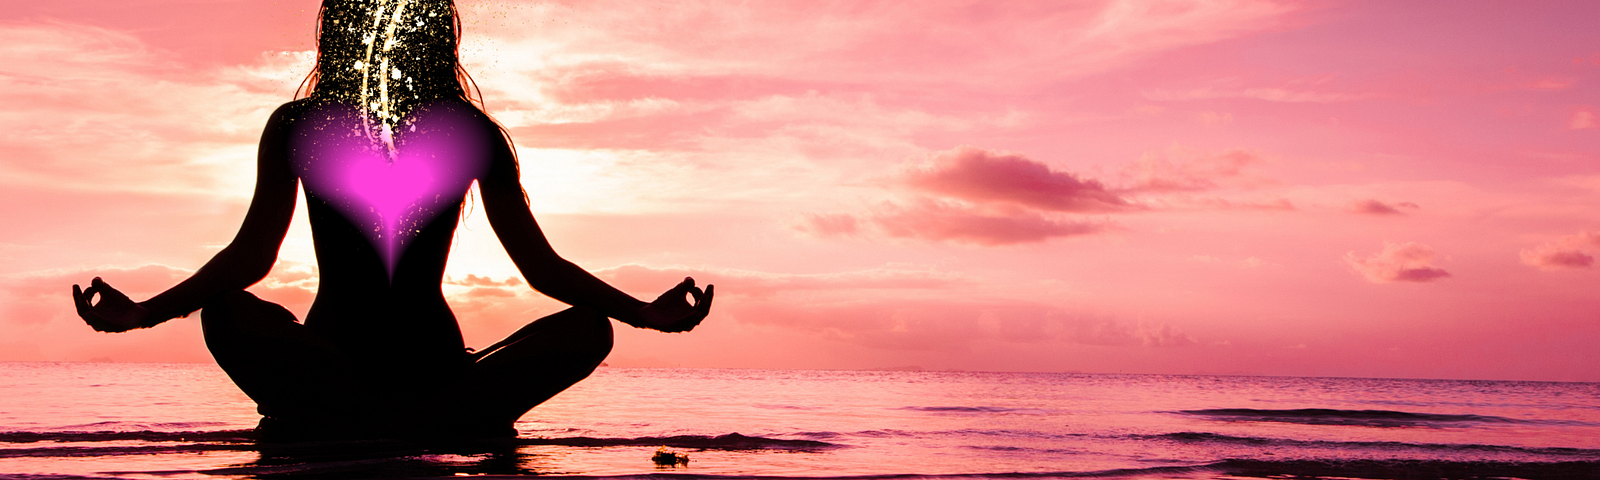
left=1, top=362, right=1597, bottom=479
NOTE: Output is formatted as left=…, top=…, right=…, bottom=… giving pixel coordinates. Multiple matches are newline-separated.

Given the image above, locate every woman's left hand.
left=636, top=277, right=713, bottom=333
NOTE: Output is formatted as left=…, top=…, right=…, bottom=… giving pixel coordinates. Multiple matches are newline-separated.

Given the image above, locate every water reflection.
left=4, top=364, right=1599, bottom=479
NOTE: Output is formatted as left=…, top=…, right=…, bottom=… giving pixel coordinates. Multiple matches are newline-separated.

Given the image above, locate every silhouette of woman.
left=70, top=0, right=711, bottom=441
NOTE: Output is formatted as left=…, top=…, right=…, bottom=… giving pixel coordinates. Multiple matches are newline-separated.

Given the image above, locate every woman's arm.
left=73, top=105, right=301, bottom=332
left=478, top=135, right=711, bottom=332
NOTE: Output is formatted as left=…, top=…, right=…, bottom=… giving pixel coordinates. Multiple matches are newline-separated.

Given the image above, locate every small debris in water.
left=652, top=446, right=690, bottom=466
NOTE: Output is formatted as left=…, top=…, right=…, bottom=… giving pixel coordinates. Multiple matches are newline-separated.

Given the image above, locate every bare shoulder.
left=416, top=99, right=516, bottom=182
left=420, top=98, right=506, bottom=137
left=258, top=98, right=324, bottom=144
left=252, top=99, right=332, bottom=181
left=270, top=98, right=323, bottom=122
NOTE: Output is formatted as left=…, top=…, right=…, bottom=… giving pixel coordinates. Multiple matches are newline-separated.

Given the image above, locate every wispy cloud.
left=1120, top=148, right=1269, bottom=193
left=873, top=202, right=1108, bottom=245
left=1345, top=242, right=1452, bottom=283
left=798, top=202, right=1110, bottom=246
left=1349, top=199, right=1419, bottom=216
left=726, top=298, right=1197, bottom=351
left=1521, top=231, right=1600, bottom=270
left=1144, top=85, right=1370, bottom=103
left=1570, top=108, right=1598, bottom=130
left=905, top=146, right=1136, bottom=212
left=594, top=264, right=967, bottom=297
left=0, top=23, right=304, bottom=196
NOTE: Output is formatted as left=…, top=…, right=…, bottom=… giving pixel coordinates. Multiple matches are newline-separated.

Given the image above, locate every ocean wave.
left=790, top=428, right=1082, bottom=442
left=0, top=430, right=833, bottom=458
left=0, top=429, right=254, bottom=444
left=194, top=466, right=1218, bottom=479
left=898, top=406, right=1055, bottom=415
left=126, top=459, right=1600, bottom=480
left=1211, top=458, right=1600, bottom=480
left=1176, top=407, right=1592, bottom=427
left=752, top=403, right=822, bottom=411
left=1141, top=431, right=1600, bottom=458
left=515, top=432, right=834, bottom=450
left=962, top=444, right=1092, bottom=456
left=44, top=420, right=232, bottom=431
left=901, top=406, right=1024, bottom=413
left=0, top=443, right=246, bottom=459
left=841, top=429, right=916, bottom=438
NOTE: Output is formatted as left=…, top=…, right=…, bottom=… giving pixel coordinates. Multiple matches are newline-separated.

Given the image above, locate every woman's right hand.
left=72, top=277, right=151, bottom=333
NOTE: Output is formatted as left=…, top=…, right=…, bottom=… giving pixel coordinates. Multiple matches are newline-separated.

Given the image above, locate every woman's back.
left=278, top=96, right=502, bottom=372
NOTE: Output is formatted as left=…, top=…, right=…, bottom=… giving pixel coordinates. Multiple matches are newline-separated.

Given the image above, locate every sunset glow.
left=3, top=0, right=1598, bottom=381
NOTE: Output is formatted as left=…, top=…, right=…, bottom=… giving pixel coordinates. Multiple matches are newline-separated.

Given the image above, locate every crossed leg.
left=200, top=290, right=372, bottom=439
left=201, top=290, right=613, bottom=440
left=458, top=306, right=614, bottom=432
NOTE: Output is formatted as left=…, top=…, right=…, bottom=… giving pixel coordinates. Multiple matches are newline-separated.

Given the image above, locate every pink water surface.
left=2, top=362, right=1598, bottom=478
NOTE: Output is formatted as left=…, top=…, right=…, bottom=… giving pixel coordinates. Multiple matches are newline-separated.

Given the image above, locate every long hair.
left=295, top=0, right=520, bottom=194
left=296, top=0, right=481, bottom=104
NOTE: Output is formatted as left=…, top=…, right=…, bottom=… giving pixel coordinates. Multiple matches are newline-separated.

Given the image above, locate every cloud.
left=593, top=264, right=967, bottom=297
left=1126, top=148, right=1260, bottom=191
left=0, top=23, right=297, bottom=168
left=1520, top=231, right=1600, bottom=270
left=1349, top=199, right=1419, bottom=216
left=1520, top=249, right=1595, bottom=270
left=1146, top=87, right=1369, bottom=103
left=1197, top=111, right=1234, bottom=125
left=457, top=0, right=1298, bottom=216
left=1571, top=108, right=1598, bottom=130
left=447, top=274, right=526, bottom=288
left=1344, top=242, right=1452, bottom=283
left=799, top=144, right=1292, bottom=246
left=1072, top=318, right=1198, bottom=347
left=466, top=0, right=1295, bottom=89
left=1080, top=0, right=1295, bottom=72
left=247, top=262, right=320, bottom=316
left=904, top=146, right=1135, bottom=212
left=1177, top=197, right=1296, bottom=211
left=589, top=265, right=1177, bottom=353
left=871, top=202, right=1107, bottom=245
left=1188, top=255, right=1280, bottom=269
left=1143, top=75, right=1371, bottom=103
left=794, top=213, right=861, bottom=236
left=462, top=0, right=1292, bottom=171
left=796, top=145, right=1124, bottom=246
left=726, top=297, right=1198, bottom=351
left=1120, top=148, right=1271, bottom=192
left=797, top=203, right=1108, bottom=246
left=1510, top=77, right=1575, bottom=91
left=728, top=301, right=1033, bottom=351
left=1098, top=147, right=1300, bottom=212
left=435, top=265, right=972, bottom=350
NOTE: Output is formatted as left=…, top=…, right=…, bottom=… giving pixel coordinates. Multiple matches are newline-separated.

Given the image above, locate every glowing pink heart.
left=289, top=101, right=491, bottom=278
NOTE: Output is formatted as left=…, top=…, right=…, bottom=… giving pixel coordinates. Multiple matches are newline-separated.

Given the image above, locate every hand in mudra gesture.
left=72, top=277, right=151, bottom=333
left=635, top=277, right=713, bottom=333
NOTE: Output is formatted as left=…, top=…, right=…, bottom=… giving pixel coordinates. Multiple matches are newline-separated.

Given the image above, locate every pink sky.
left=2, top=0, right=1598, bottom=381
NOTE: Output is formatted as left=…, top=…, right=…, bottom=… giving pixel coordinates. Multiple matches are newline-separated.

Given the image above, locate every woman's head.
left=303, top=0, right=473, bottom=128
